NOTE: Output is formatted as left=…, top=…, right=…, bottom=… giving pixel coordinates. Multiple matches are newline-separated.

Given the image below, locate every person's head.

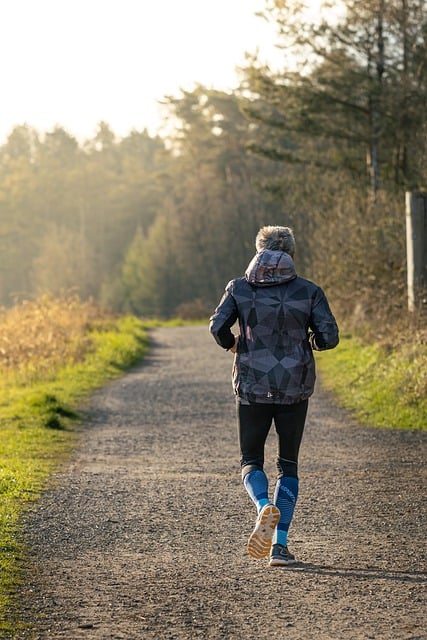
left=255, top=225, right=295, bottom=257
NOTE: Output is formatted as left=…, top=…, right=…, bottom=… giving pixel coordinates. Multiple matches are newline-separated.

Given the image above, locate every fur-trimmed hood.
left=245, top=250, right=297, bottom=287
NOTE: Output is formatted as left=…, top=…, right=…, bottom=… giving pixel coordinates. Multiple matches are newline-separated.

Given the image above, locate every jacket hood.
left=245, top=250, right=297, bottom=287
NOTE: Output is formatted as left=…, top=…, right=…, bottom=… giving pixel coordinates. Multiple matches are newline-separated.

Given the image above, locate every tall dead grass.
left=0, top=295, right=108, bottom=384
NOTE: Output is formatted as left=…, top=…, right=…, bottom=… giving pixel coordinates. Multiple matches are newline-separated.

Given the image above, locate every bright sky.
left=1, top=0, right=284, bottom=144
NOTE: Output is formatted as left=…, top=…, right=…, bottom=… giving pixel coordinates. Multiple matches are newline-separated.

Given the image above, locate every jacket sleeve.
left=209, top=281, right=238, bottom=350
left=309, top=287, right=339, bottom=351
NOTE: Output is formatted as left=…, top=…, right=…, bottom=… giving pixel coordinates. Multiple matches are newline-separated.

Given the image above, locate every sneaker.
left=247, top=503, right=280, bottom=559
left=269, top=543, right=297, bottom=567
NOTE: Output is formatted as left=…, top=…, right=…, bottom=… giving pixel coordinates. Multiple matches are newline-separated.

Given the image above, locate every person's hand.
left=309, top=332, right=319, bottom=351
left=229, top=335, right=239, bottom=353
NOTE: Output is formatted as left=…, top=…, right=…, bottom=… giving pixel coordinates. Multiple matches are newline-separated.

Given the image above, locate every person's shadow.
left=282, top=563, right=426, bottom=584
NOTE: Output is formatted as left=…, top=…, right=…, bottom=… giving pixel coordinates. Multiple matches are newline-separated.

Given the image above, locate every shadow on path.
left=286, top=563, right=427, bottom=584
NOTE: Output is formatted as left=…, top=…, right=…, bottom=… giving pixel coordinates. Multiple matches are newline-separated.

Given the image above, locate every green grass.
left=0, top=315, right=149, bottom=634
left=315, top=332, right=427, bottom=430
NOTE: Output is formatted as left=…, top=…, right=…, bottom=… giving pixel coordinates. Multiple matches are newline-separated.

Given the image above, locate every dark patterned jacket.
left=209, top=250, right=339, bottom=404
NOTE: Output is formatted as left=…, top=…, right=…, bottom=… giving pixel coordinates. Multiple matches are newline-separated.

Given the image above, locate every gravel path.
left=11, top=325, right=427, bottom=640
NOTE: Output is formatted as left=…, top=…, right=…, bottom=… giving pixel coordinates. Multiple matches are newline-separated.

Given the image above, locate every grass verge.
left=0, top=314, right=149, bottom=634
left=315, top=332, right=426, bottom=430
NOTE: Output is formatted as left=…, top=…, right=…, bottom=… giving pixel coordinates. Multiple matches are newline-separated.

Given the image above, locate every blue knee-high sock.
left=273, top=476, right=299, bottom=546
left=243, top=470, right=270, bottom=514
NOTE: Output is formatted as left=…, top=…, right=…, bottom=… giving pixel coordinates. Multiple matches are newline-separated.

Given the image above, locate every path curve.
left=13, top=325, right=427, bottom=639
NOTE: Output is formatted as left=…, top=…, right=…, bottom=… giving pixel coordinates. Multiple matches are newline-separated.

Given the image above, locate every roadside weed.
left=316, top=333, right=426, bottom=430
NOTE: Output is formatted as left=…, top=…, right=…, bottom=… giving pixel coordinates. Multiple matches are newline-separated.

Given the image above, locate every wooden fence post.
left=405, top=191, right=427, bottom=312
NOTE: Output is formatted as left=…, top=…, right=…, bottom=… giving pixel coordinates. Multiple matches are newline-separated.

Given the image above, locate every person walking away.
left=209, top=225, right=339, bottom=566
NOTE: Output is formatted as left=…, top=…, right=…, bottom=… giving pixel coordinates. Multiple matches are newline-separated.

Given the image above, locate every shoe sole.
left=269, top=556, right=298, bottom=567
left=247, top=504, right=280, bottom=559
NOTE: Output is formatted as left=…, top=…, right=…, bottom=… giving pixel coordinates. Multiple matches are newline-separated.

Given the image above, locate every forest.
left=1, top=0, right=426, bottom=339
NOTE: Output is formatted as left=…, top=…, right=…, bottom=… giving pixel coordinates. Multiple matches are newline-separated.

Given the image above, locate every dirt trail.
left=10, top=325, right=427, bottom=639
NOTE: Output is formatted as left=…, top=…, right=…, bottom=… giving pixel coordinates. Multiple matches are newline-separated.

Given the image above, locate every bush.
left=173, top=298, right=211, bottom=321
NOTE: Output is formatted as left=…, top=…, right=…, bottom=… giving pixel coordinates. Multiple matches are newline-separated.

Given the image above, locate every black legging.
left=237, top=399, right=308, bottom=479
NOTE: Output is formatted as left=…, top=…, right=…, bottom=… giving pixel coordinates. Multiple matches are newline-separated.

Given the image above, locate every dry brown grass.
left=0, top=294, right=108, bottom=383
